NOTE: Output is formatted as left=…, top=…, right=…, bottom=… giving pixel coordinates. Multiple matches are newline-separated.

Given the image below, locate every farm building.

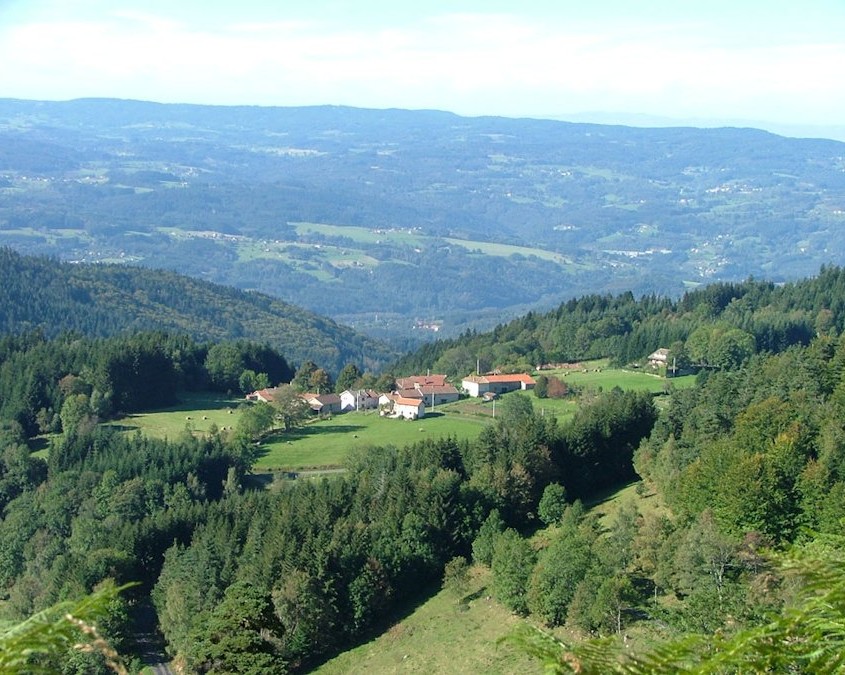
left=414, top=384, right=460, bottom=406
left=302, top=393, right=343, bottom=415
left=395, top=374, right=448, bottom=389
left=393, top=374, right=460, bottom=406
left=648, top=348, right=670, bottom=367
left=246, top=387, right=282, bottom=403
left=461, top=373, right=536, bottom=397
left=379, top=393, right=426, bottom=420
left=340, top=389, right=380, bottom=412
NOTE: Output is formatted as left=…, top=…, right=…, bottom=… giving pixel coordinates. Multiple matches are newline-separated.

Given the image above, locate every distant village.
left=247, top=372, right=537, bottom=421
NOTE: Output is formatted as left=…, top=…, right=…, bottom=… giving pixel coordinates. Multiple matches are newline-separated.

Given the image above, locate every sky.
left=1, top=0, right=844, bottom=136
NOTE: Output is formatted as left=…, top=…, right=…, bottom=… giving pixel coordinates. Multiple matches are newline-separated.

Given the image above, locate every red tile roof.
left=396, top=374, right=448, bottom=389
left=394, top=396, right=425, bottom=407
left=462, top=373, right=535, bottom=385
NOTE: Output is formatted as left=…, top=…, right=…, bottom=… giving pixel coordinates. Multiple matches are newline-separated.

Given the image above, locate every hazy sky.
left=2, top=0, right=844, bottom=129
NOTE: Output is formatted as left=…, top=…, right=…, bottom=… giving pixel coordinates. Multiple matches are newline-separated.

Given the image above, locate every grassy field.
left=314, top=567, right=542, bottom=675
left=443, top=394, right=580, bottom=425
left=109, top=392, right=244, bottom=438
left=292, top=222, right=427, bottom=247
left=543, top=360, right=696, bottom=393
left=111, top=393, right=490, bottom=472
left=253, top=410, right=488, bottom=472
left=443, top=237, right=574, bottom=265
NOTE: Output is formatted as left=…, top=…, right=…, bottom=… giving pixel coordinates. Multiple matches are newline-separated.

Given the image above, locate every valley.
left=2, top=99, right=845, bottom=341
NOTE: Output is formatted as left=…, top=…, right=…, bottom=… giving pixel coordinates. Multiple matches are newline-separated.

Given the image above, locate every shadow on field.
left=144, top=392, right=242, bottom=413
left=102, top=423, right=140, bottom=433
left=302, top=580, right=445, bottom=673
left=278, top=423, right=366, bottom=442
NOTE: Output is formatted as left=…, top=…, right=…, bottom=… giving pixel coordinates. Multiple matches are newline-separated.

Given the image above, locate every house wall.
left=462, top=380, right=483, bottom=397
left=395, top=402, right=425, bottom=419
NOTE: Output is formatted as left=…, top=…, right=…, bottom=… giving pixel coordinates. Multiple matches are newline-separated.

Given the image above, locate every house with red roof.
left=395, top=374, right=448, bottom=390
left=461, top=373, right=536, bottom=398
left=302, top=393, right=342, bottom=415
left=378, top=393, right=426, bottom=419
left=247, top=387, right=282, bottom=403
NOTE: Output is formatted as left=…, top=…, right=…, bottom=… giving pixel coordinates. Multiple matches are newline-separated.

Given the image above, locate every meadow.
left=110, top=364, right=687, bottom=472
left=542, top=360, right=696, bottom=393
left=253, top=409, right=488, bottom=472
left=111, top=392, right=243, bottom=438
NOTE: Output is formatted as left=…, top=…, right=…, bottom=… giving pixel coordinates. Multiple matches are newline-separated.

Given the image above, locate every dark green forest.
left=0, top=248, right=396, bottom=374
left=392, top=266, right=845, bottom=377
left=5, top=267, right=845, bottom=671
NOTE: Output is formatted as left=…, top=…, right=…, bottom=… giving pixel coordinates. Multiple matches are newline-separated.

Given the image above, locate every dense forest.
left=0, top=248, right=396, bottom=374
left=4, top=269, right=845, bottom=671
left=392, top=265, right=845, bottom=377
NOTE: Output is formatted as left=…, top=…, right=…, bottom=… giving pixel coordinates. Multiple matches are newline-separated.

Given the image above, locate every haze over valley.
left=2, top=98, right=844, bottom=344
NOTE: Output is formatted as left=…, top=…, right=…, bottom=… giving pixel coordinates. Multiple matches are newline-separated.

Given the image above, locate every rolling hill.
left=0, top=248, right=395, bottom=373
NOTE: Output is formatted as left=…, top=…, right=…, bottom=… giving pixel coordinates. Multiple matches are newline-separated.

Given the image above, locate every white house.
left=393, top=396, right=425, bottom=420
left=340, top=389, right=379, bottom=412
left=461, top=374, right=536, bottom=397
left=379, top=393, right=426, bottom=419
left=647, top=348, right=670, bottom=367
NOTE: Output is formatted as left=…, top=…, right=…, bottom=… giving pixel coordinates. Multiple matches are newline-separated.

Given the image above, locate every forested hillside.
left=0, top=248, right=395, bottom=373
left=4, top=271, right=845, bottom=671
left=393, top=265, right=845, bottom=377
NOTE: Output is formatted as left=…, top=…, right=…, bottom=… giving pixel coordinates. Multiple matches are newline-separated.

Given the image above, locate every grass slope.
left=319, top=481, right=667, bottom=674
left=110, top=393, right=242, bottom=439
left=314, top=567, right=540, bottom=675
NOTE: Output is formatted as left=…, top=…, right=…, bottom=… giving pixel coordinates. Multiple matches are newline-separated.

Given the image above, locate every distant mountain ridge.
left=0, top=248, right=395, bottom=373
left=1, top=98, right=844, bottom=339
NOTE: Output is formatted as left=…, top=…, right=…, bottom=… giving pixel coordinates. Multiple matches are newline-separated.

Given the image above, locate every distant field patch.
left=292, top=222, right=426, bottom=247
left=444, top=237, right=572, bottom=265
left=254, top=410, right=488, bottom=472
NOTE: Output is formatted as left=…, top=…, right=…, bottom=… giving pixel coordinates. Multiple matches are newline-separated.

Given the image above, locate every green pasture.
left=253, top=410, right=488, bottom=472
left=109, top=392, right=243, bottom=439
left=541, top=363, right=696, bottom=393
left=441, top=394, right=579, bottom=424
left=292, top=221, right=426, bottom=247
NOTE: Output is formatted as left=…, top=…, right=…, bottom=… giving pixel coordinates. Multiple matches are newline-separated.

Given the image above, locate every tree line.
left=391, top=267, right=845, bottom=378
left=0, top=331, right=293, bottom=437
